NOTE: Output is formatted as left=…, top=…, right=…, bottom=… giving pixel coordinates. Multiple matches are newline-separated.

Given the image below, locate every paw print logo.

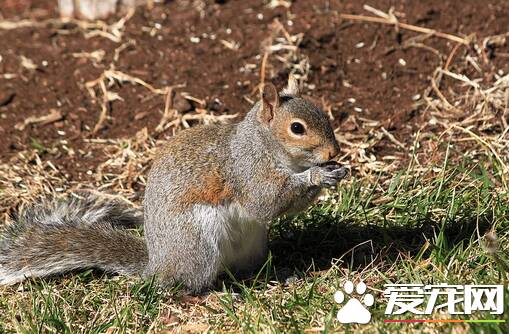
left=334, top=281, right=374, bottom=324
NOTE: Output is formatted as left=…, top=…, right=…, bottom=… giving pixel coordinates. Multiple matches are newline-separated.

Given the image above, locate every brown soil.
left=1, top=0, right=508, bottom=184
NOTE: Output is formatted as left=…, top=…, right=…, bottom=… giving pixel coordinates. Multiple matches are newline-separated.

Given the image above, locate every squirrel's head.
left=254, top=76, right=340, bottom=170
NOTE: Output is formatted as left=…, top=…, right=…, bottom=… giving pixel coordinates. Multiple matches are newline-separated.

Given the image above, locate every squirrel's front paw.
left=309, top=163, right=348, bottom=188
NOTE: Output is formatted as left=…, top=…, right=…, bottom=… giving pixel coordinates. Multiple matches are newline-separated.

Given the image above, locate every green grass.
left=1, top=158, right=508, bottom=333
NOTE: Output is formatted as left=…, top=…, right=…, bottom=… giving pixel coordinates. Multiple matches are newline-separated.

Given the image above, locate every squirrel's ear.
left=281, top=74, right=300, bottom=96
left=258, top=83, right=280, bottom=125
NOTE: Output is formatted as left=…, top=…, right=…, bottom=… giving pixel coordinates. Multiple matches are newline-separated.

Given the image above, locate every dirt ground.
left=1, top=0, right=508, bottom=192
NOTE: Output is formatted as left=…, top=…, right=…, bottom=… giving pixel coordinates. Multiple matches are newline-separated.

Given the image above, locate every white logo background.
left=334, top=281, right=374, bottom=324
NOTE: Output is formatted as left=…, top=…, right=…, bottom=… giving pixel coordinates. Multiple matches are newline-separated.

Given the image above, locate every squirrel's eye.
left=290, top=122, right=305, bottom=135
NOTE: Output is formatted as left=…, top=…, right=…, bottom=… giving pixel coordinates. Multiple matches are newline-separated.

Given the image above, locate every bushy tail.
left=0, top=195, right=148, bottom=285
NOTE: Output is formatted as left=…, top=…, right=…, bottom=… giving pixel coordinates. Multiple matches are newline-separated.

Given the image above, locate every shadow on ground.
left=262, top=212, right=493, bottom=283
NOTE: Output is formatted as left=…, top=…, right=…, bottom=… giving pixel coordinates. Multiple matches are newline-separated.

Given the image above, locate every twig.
left=444, top=43, right=463, bottom=70
left=104, top=70, right=166, bottom=94
left=15, top=109, right=63, bottom=131
left=155, top=87, right=175, bottom=133
left=439, top=69, right=483, bottom=95
left=0, top=8, right=134, bottom=43
left=380, top=127, right=406, bottom=150
left=338, top=13, right=469, bottom=45
left=0, top=19, right=51, bottom=30
left=259, top=51, right=269, bottom=95
left=272, top=18, right=294, bottom=46
left=431, top=68, right=455, bottom=110
left=92, top=79, right=110, bottom=134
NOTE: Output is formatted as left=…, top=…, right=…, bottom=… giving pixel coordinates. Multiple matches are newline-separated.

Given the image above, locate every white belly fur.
left=193, top=203, right=268, bottom=273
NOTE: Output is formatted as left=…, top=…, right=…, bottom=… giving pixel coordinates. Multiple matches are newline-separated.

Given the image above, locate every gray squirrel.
left=0, top=76, right=347, bottom=292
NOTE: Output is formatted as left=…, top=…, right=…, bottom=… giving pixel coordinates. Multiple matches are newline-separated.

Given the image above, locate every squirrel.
left=0, top=76, right=347, bottom=293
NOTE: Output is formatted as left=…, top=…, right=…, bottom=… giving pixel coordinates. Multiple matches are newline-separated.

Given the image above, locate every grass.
left=1, top=154, right=507, bottom=333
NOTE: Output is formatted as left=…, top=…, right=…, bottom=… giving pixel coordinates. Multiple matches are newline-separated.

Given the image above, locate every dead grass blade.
left=15, top=109, right=63, bottom=131
left=339, top=5, right=469, bottom=45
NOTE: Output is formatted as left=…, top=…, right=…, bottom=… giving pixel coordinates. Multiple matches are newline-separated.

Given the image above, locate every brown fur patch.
left=180, top=170, right=233, bottom=208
